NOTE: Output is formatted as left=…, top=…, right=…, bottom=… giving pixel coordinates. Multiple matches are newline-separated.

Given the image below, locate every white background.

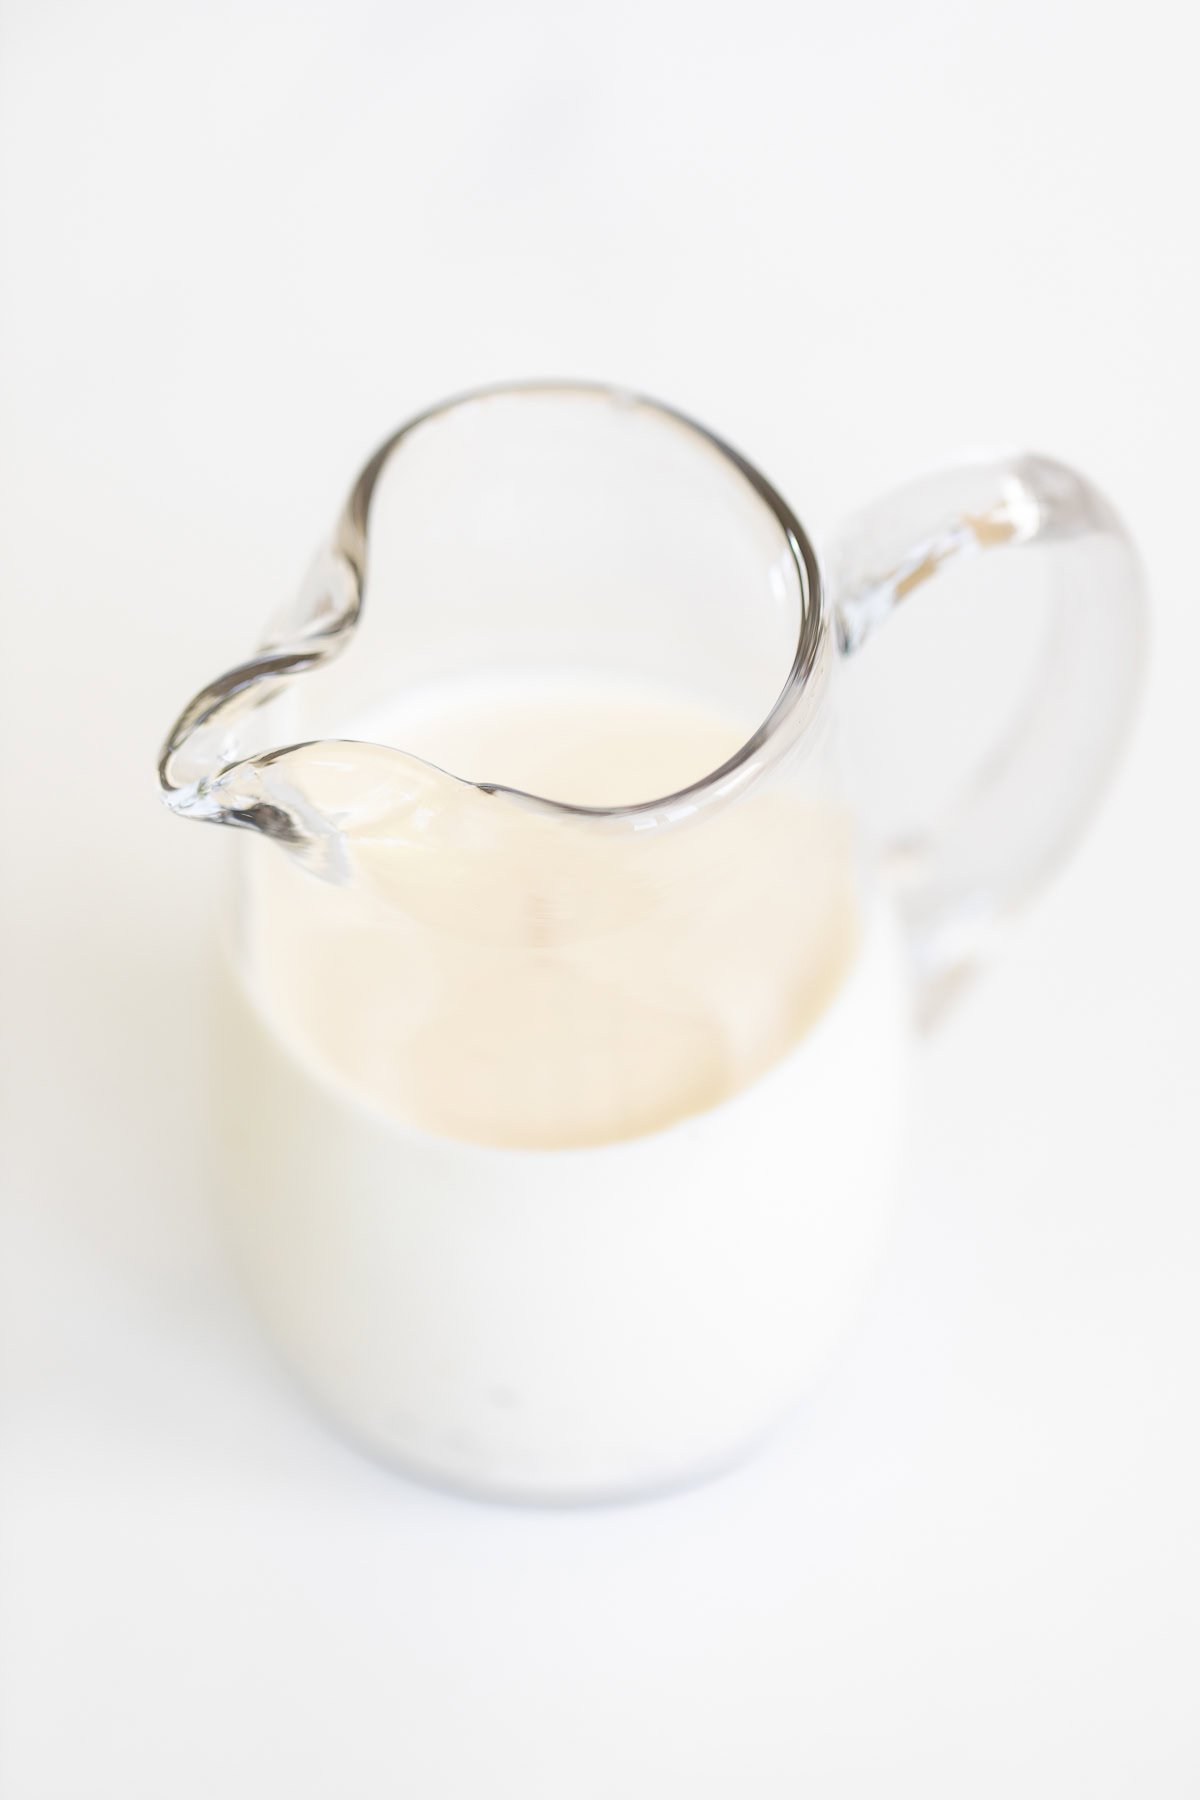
left=3, top=2, right=1198, bottom=1794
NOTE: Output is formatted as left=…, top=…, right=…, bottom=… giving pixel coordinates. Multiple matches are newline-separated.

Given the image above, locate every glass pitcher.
left=159, top=382, right=1143, bottom=1502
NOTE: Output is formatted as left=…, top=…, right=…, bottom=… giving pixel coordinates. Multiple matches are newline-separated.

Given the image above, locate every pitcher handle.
left=827, top=453, right=1146, bottom=1021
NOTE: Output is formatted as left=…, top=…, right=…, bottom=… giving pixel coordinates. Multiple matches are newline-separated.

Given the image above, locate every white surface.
left=2, top=2, right=1198, bottom=1794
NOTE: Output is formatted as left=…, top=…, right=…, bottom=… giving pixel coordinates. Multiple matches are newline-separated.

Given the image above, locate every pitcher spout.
left=157, top=546, right=362, bottom=859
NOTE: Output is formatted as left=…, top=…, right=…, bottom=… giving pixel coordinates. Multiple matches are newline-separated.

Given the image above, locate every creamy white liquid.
left=220, top=676, right=911, bottom=1499
left=242, top=676, right=861, bottom=1148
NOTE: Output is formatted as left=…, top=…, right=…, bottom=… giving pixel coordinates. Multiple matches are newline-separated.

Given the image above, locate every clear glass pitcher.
left=159, top=382, right=1144, bottom=1502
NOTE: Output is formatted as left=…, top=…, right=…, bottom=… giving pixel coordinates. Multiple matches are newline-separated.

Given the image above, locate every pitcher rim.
left=159, top=378, right=827, bottom=829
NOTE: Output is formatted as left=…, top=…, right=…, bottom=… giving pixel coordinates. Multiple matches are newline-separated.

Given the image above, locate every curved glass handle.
left=827, top=453, right=1146, bottom=1020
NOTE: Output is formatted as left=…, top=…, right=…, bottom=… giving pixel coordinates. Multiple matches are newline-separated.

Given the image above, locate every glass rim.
left=159, top=379, right=827, bottom=831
